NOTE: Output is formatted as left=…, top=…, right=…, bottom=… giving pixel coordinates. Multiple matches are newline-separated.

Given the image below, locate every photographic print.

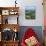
left=25, top=6, right=36, bottom=19
left=2, top=10, right=9, bottom=15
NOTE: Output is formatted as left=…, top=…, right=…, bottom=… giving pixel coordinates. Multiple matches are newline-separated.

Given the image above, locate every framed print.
left=2, top=16, right=8, bottom=24
left=2, top=10, right=9, bottom=15
left=25, top=6, right=36, bottom=19
left=2, top=28, right=13, bottom=41
left=9, top=9, right=17, bottom=15
left=10, top=11, right=15, bottom=15
left=8, top=16, right=18, bottom=24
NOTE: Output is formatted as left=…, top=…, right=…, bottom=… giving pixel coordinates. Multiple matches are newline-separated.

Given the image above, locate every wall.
left=0, top=0, right=44, bottom=26
left=18, top=0, right=44, bottom=26
left=0, top=0, right=15, bottom=7
left=18, top=26, right=43, bottom=43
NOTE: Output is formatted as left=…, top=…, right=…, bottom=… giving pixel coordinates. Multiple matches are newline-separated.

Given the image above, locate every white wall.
left=0, top=0, right=15, bottom=7
left=18, top=0, right=44, bottom=26
left=0, top=0, right=44, bottom=26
